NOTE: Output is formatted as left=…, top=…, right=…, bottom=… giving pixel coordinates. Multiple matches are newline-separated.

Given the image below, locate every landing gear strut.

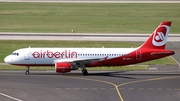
left=79, top=64, right=88, bottom=76
left=82, top=69, right=88, bottom=76
left=25, top=66, right=30, bottom=75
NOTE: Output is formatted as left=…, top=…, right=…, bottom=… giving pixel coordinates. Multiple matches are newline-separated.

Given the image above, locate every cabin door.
left=136, top=50, right=142, bottom=60
left=24, top=49, right=30, bottom=60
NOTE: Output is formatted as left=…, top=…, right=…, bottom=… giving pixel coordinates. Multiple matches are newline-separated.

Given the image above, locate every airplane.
left=4, top=21, right=174, bottom=75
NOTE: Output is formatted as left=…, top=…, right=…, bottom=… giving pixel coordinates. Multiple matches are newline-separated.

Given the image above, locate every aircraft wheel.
left=82, top=69, right=88, bottom=76
left=26, top=66, right=30, bottom=75
left=25, top=71, right=30, bottom=75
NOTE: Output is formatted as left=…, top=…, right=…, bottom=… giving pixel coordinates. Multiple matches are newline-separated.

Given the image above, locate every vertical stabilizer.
left=139, top=21, right=171, bottom=49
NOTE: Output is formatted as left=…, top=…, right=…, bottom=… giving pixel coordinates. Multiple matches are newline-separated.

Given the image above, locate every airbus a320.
left=4, top=21, right=174, bottom=75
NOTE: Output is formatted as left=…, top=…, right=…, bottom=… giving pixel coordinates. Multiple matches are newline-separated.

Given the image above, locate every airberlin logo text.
left=31, top=50, right=77, bottom=58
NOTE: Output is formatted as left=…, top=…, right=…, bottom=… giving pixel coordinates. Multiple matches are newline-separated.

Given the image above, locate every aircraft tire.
left=25, top=71, right=30, bottom=75
left=82, top=69, right=88, bottom=76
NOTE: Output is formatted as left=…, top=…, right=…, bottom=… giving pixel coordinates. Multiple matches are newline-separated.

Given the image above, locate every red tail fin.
left=140, top=21, right=171, bottom=49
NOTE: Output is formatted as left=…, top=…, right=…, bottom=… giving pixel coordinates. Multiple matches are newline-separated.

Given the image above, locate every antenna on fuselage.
left=28, top=46, right=31, bottom=48
left=102, top=46, right=104, bottom=48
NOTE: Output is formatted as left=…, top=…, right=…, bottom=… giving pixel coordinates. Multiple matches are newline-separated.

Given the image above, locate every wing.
left=53, top=57, right=105, bottom=64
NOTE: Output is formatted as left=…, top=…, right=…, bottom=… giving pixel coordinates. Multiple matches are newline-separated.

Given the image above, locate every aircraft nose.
left=4, top=56, right=12, bottom=64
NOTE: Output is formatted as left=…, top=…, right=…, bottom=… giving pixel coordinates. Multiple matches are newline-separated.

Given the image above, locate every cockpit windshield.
left=11, top=53, right=19, bottom=56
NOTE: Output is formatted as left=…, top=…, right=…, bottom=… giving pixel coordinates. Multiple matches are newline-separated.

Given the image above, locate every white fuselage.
left=4, top=47, right=137, bottom=66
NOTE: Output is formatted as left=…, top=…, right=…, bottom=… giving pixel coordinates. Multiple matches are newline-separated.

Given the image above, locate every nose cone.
left=4, top=56, right=12, bottom=64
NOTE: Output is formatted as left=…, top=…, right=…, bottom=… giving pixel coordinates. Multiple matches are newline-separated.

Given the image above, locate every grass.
left=140, top=56, right=176, bottom=65
left=0, top=3, right=179, bottom=33
left=0, top=65, right=55, bottom=70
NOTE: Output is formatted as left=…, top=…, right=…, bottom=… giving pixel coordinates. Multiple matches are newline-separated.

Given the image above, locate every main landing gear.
left=82, top=69, right=88, bottom=76
left=80, top=64, right=88, bottom=76
left=25, top=66, right=30, bottom=75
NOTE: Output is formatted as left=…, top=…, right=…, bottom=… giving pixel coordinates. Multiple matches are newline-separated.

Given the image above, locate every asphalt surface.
left=1, top=71, right=180, bottom=101
left=0, top=33, right=180, bottom=41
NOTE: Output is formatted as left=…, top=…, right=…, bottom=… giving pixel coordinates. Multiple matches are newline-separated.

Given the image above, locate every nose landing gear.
left=25, top=66, right=30, bottom=75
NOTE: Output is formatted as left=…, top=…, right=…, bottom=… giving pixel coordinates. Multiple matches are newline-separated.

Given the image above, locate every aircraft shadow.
left=30, top=71, right=137, bottom=79
left=30, top=70, right=180, bottom=79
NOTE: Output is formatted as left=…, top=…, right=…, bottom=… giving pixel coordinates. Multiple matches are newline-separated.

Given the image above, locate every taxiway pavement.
left=0, top=70, right=180, bottom=101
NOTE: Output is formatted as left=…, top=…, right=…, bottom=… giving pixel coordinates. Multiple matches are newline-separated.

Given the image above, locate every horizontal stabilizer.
left=150, top=51, right=174, bottom=55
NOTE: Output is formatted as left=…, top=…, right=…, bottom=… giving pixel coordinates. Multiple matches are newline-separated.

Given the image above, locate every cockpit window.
left=11, top=53, right=19, bottom=56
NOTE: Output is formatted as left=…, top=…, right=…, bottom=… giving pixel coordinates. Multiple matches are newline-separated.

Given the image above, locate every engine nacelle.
left=55, top=62, right=78, bottom=73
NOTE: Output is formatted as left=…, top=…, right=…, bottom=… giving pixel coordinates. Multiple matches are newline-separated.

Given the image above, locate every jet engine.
left=55, top=62, right=78, bottom=73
